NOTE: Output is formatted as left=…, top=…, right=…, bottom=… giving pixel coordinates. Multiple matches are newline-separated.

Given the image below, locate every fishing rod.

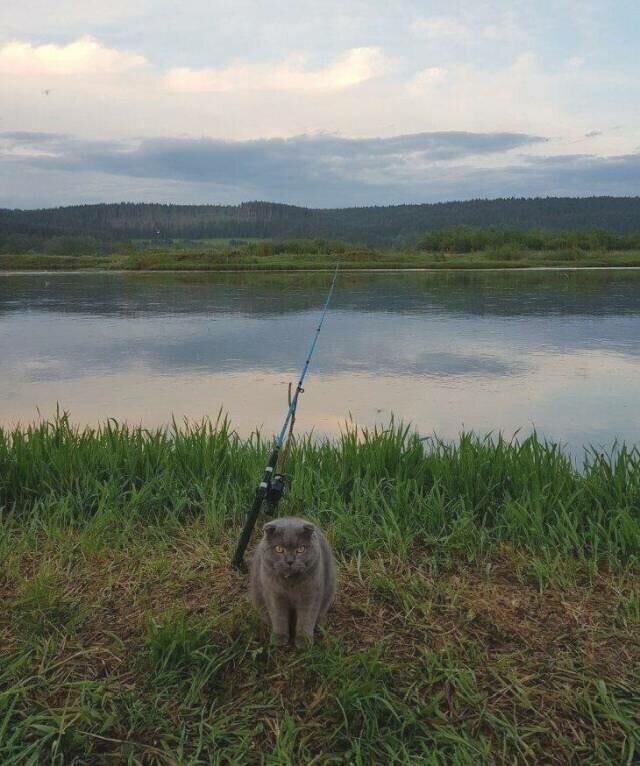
left=231, top=263, right=340, bottom=571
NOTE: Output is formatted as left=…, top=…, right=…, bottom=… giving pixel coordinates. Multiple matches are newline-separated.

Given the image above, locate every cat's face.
left=262, top=517, right=319, bottom=579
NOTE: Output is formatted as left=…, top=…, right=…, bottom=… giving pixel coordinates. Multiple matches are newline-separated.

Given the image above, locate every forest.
left=1, top=196, right=640, bottom=253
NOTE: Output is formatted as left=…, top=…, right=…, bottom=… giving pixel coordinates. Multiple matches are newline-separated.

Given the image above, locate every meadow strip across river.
left=4, top=247, right=640, bottom=272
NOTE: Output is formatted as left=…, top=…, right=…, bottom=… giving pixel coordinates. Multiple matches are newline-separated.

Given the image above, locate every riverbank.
left=3, top=247, right=640, bottom=271
left=1, top=418, right=638, bottom=763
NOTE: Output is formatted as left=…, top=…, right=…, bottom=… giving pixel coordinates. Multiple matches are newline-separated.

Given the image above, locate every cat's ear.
left=301, top=523, right=315, bottom=540
left=264, top=522, right=277, bottom=539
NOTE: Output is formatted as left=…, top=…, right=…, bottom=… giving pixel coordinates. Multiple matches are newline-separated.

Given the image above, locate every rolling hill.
left=1, top=196, right=639, bottom=247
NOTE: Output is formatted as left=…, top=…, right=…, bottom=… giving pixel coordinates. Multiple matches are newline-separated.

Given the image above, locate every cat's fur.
left=249, top=517, right=336, bottom=647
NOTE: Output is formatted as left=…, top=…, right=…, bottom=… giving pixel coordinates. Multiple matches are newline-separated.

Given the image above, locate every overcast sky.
left=1, top=0, right=639, bottom=208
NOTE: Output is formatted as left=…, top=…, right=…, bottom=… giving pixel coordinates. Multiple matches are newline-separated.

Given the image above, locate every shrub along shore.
left=1, top=417, right=638, bottom=763
left=3, top=228, right=640, bottom=271
left=3, top=247, right=640, bottom=272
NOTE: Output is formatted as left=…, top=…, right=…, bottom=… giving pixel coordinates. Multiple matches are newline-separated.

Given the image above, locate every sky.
left=0, top=0, right=639, bottom=208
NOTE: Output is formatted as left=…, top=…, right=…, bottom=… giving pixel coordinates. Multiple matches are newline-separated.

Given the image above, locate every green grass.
left=1, top=416, right=639, bottom=763
left=3, top=247, right=640, bottom=272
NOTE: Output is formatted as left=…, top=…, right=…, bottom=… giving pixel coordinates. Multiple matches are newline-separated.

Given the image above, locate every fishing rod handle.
left=230, top=446, right=279, bottom=571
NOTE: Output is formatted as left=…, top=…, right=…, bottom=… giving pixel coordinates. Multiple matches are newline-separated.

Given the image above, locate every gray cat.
left=249, top=516, right=336, bottom=648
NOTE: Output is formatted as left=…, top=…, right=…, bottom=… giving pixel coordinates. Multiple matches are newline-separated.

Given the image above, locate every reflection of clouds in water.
left=398, top=352, right=517, bottom=377
left=1, top=311, right=637, bottom=393
left=21, top=345, right=520, bottom=384
left=3, top=357, right=638, bottom=459
left=1, top=272, right=640, bottom=457
left=3, top=270, right=640, bottom=320
left=2, top=310, right=526, bottom=383
left=5, top=309, right=638, bottom=384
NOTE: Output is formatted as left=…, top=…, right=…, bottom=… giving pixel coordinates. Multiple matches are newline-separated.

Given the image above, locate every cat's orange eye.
left=296, top=545, right=306, bottom=554
left=274, top=545, right=284, bottom=554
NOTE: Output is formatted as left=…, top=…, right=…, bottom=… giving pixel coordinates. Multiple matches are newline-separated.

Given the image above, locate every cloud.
left=406, top=67, right=447, bottom=94
left=0, top=131, right=66, bottom=144
left=2, top=129, right=639, bottom=207
left=1, top=32, right=637, bottom=158
left=518, top=151, right=640, bottom=186
left=1, top=130, right=545, bottom=184
left=0, top=132, right=125, bottom=162
left=402, top=53, right=603, bottom=138
left=163, top=47, right=390, bottom=92
left=0, top=36, right=147, bottom=76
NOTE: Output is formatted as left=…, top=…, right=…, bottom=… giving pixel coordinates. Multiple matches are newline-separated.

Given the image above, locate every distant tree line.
left=0, top=232, right=130, bottom=256
left=1, top=197, right=640, bottom=250
left=416, top=226, right=640, bottom=252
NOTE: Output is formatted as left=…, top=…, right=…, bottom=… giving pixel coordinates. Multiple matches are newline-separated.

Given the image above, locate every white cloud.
left=0, top=36, right=147, bottom=76
left=163, top=47, right=390, bottom=93
left=406, top=66, right=447, bottom=94
left=403, top=54, right=587, bottom=139
left=0, top=21, right=637, bottom=163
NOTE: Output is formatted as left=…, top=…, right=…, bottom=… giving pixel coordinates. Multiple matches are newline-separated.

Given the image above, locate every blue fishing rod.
left=231, top=263, right=340, bottom=571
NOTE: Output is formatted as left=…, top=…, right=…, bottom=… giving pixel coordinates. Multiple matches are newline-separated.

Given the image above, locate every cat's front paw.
left=295, top=632, right=314, bottom=649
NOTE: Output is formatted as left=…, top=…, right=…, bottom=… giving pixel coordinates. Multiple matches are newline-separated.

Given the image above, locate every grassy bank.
left=3, top=247, right=640, bottom=272
left=1, top=417, right=639, bottom=763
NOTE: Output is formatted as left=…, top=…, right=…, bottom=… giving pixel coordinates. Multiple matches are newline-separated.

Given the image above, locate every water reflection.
left=1, top=270, right=639, bottom=458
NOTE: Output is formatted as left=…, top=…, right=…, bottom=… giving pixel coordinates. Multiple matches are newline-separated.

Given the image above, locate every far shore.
left=3, top=248, right=640, bottom=272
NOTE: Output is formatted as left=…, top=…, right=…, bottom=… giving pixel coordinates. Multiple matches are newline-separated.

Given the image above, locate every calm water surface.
left=1, top=269, right=639, bottom=458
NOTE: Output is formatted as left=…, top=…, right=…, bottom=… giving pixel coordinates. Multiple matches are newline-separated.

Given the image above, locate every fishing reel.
left=264, top=473, right=286, bottom=515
